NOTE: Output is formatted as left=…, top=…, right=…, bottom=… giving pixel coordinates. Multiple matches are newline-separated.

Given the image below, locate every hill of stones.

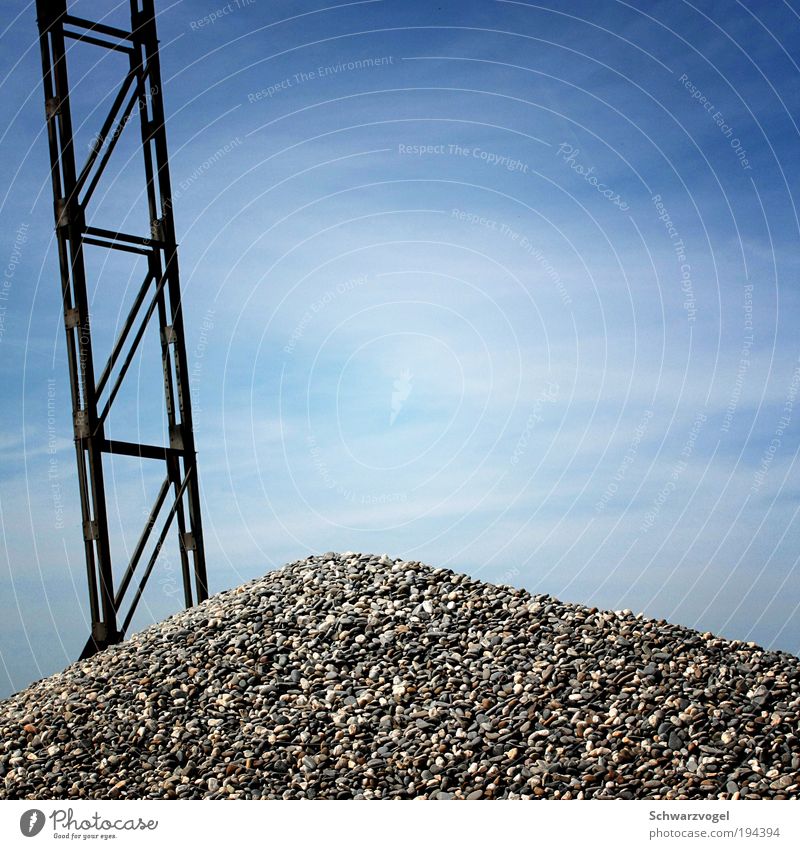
left=1, top=553, right=798, bottom=799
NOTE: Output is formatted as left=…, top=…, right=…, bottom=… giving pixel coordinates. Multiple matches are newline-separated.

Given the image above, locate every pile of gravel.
left=1, top=552, right=798, bottom=800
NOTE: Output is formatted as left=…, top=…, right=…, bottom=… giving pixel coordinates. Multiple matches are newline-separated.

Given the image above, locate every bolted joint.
left=169, top=424, right=184, bottom=449
left=73, top=410, right=89, bottom=439
left=45, top=96, right=61, bottom=119
left=64, top=307, right=80, bottom=330
left=83, top=519, right=99, bottom=541
left=91, top=621, right=108, bottom=642
left=140, top=119, right=154, bottom=142
left=55, top=198, right=69, bottom=228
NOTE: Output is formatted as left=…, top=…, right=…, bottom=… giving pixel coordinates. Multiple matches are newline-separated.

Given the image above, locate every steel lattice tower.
left=35, top=0, right=208, bottom=659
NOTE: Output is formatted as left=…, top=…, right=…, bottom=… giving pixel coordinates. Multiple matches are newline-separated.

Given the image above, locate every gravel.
left=1, top=552, right=798, bottom=799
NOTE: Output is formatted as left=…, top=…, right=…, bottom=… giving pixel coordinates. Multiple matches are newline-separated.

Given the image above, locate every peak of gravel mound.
left=1, top=552, right=798, bottom=800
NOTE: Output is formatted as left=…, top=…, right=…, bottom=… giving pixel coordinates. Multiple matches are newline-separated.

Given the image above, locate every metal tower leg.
left=35, top=0, right=209, bottom=659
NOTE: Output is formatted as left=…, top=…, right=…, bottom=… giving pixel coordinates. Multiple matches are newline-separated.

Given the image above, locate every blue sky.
left=1, top=0, right=800, bottom=696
